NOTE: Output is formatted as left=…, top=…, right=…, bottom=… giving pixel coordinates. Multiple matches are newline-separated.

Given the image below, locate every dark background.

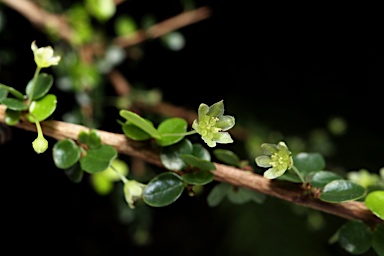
left=0, top=1, right=383, bottom=255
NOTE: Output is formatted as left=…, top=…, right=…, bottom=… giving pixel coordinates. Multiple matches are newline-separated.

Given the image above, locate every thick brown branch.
left=0, top=105, right=382, bottom=226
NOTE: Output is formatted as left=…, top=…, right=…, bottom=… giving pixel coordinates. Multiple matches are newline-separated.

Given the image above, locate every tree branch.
left=0, top=105, right=381, bottom=227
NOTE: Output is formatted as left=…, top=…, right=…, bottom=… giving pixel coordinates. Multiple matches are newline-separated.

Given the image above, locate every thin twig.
left=0, top=105, right=381, bottom=227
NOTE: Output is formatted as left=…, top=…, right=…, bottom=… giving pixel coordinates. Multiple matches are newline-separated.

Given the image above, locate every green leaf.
left=4, top=108, right=21, bottom=126
left=227, top=186, right=252, bottom=204
left=0, top=84, right=25, bottom=100
left=293, top=152, right=326, bottom=176
left=182, top=171, right=214, bottom=185
left=320, top=180, right=366, bottom=203
left=63, top=162, right=84, bottom=183
left=277, top=168, right=302, bottom=183
left=338, top=220, right=372, bottom=254
left=372, top=224, right=384, bottom=256
left=0, top=86, right=8, bottom=101
left=192, top=143, right=211, bottom=161
left=80, top=145, right=117, bottom=174
left=78, top=129, right=102, bottom=149
left=365, top=190, right=384, bottom=220
left=180, top=154, right=216, bottom=171
left=311, top=170, right=343, bottom=188
left=122, top=122, right=152, bottom=141
left=119, top=110, right=161, bottom=139
left=207, top=182, right=230, bottom=207
left=26, top=73, right=53, bottom=100
left=143, top=172, right=185, bottom=207
left=160, top=138, right=193, bottom=171
left=1, top=98, right=28, bottom=111
left=27, top=94, right=57, bottom=122
left=53, top=139, right=81, bottom=169
left=156, top=117, right=187, bottom=146
left=213, top=149, right=240, bottom=167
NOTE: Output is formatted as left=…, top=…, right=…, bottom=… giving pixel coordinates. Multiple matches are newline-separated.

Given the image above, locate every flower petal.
left=255, top=155, right=272, bottom=168
left=261, top=143, right=278, bottom=155
left=206, top=100, right=224, bottom=117
left=216, top=115, right=235, bottom=130
left=197, top=103, right=209, bottom=122
left=263, top=167, right=287, bottom=179
left=212, top=131, right=233, bottom=144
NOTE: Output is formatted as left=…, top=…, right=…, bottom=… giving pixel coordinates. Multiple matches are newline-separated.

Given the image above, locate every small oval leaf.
left=64, top=162, right=84, bottom=183
left=1, top=98, right=28, bottom=111
left=119, top=110, right=161, bottom=139
left=156, top=117, right=187, bottom=146
left=365, top=190, right=384, bottom=220
left=28, top=94, right=57, bottom=122
left=180, top=154, right=216, bottom=171
left=122, top=122, right=152, bottom=141
left=53, top=139, right=81, bottom=169
left=26, top=73, right=53, bottom=100
left=293, top=152, right=326, bottom=176
left=311, top=170, right=343, bottom=188
left=182, top=171, right=214, bottom=185
left=5, top=108, right=21, bottom=126
left=80, top=145, right=117, bottom=173
left=213, top=149, right=240, bottom=167
left=78, top=129, right=102, bottom=149
left=192, top=143, right=211, bottom=161
left=320, top=179, right=366, bottom=203
left=207, top=182, right=230, bottom=207
left=0, top=84, right=25, bottom=100
left=372, top=223, right=384, bottom=256
left=160, top=139, right=193, bottom=171
left=143, top=172, right=185, bottom=207
left=338, top=220, right=372, bottom=254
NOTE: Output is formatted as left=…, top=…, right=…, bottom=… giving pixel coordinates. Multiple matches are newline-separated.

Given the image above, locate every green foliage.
left=207, top=182, right=266, bottom=207
left=160, top=138, right=193, bottom=171
left=365, top=190, right=384, bottom=220
left=53, top=139, right=81, bottom=169
left=27, top=94, right=57, bottom=122
left=372, top=224, right=384, bottom=255
left=25, top=73, right=53, bottom=100
left=319, top=180, right=366, bottom=203
left=119, top=110, right=161, bottom=139
left=78, top=129, right=102, bottom=149
left=338, top=220, right=372, bottom=254
left=156, top=117, right=188, bottom=146
left=80, top=144, right=117, bottom=173
left=213, top=149, right=241, bottom=167
left=143, top=172, right=185, bottom=207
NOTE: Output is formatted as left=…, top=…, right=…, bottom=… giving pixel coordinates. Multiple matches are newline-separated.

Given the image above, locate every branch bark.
left=0, top=105, right=382, bottom=227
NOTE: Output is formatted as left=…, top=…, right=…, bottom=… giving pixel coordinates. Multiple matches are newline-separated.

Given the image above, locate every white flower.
left=31, top=41, right=61, bottom=68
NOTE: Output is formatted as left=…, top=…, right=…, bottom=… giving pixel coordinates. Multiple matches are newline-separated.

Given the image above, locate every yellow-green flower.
left=31, top=41, right=61, bottom=68
left=192, top=100, right=235, bottom=147
left=255, top=141, right=293, bottom=179
left=32, top=135, right=48, bottom=154
left=124, top=180, right=146, bottom=209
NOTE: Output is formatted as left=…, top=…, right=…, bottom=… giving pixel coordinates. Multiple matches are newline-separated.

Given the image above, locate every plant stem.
left=111, top=165, right=128, bottom=183
left=27, top=66, right=41, bottom=106
left=291, top=165, right=305, bottom=183
left=161, top=130, right=198, bottom=137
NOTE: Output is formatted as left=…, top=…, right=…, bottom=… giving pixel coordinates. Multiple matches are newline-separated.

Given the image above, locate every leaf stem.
left=291, top=165, right=305, bottom=184
left=161, top=130, right=198, bottom=137
left=27, top=66, right=41, bottom=106
left=110, top=164, right=128, bottom=183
